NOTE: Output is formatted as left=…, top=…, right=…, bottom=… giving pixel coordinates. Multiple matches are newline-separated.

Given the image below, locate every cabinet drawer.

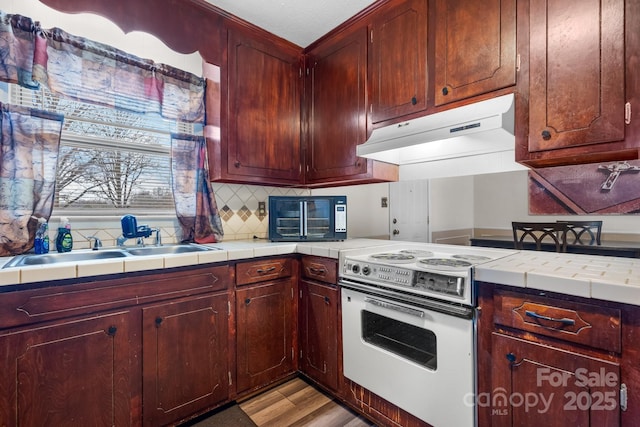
left=493, top=290, right=621, bottom=353
left=301, top=256, right=337, bottom=284
left=236, top=257, right=292, bottom=286
left=0, top=265, right=231, bottom=330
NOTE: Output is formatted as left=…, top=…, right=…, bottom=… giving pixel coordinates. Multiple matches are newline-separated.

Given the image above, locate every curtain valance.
left=0, top=11, right=205, bottom=123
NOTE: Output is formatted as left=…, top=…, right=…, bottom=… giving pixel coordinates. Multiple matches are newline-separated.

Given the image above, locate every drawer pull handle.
left=256, top=266, right=276, bottom=274
left=525, top=310, right=575, bottom=326
left=309, top=267, right=326, bottom=275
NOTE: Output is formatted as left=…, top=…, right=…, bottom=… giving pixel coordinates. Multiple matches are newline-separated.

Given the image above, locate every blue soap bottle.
left=34, top=217, right=49, bottom=254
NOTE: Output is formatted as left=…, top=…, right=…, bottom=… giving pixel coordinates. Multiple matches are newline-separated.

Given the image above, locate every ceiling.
left=204, top=0, right=378, bottom=47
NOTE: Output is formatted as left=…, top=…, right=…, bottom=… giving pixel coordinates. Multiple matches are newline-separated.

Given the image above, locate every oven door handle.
left=364, top=297, right=425, bottom=318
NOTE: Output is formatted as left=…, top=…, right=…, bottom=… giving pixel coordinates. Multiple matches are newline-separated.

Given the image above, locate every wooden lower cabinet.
left=235, top=279, right=296, bottom=394
left=476, top=283, right=639, bottom=427
left=491, top=332, right=620, bottom=427
left=0, top=311, right=133, bottom=426
left=299, top=280, right=339, bottom=392
left=142, top=293, right=230, bottom=427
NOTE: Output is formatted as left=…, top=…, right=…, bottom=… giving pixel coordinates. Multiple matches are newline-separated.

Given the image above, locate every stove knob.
left=362, top=265, right=371, bottom=275
left=352, top=264, right=360, bottom=274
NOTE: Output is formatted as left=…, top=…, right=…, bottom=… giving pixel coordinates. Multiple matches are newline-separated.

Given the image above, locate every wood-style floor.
left=193, top=377, right=376, bottom=427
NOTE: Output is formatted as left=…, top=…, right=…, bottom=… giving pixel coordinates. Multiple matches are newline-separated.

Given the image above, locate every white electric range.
left=338, top=242, right=517, bottom=427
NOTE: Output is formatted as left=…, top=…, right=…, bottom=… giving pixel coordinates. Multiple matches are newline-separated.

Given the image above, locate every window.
left=10, top=83, right=202, bottom=215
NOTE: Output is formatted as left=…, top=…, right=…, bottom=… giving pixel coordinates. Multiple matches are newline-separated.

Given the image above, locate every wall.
left=312, top=183, right=390, bottom=239
left=429, top=175, right=474, bottom=244
left=473, top=170, right=640, bottom=239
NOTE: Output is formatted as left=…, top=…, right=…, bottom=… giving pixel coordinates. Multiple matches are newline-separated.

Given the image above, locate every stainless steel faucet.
left=154, top=228, right=162, bottom=246
left=88, top=236, right=102, bottom=250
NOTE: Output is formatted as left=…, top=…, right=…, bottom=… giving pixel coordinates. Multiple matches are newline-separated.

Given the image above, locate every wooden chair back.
left=559, top=220, right=602, bottom=245
left=512, top=222, right=568, bottom=252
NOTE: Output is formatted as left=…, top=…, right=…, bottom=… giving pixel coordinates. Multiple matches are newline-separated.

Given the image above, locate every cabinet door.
left=517, top=0, right=625, bottom=166
left=0, top=311, right=132, bottom=426
left=226, top=26, right=302, bottom=185
left=306, top=26, right=368, bottom=182
left=236, top=280, right=295, bottom=393
left=491, top=332, right=620, bottom=427
left=369, top=0, right=428, bottom=123
left=299, top=280, right=339, bottom=391
left=433, top=0, right=516, bottom=106
left=142, top=294, right=229, bottom=426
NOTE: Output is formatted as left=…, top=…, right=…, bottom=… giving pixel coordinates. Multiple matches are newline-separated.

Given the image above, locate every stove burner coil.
left=399, top=249, right=435, bottom=258
left=418, top=258, right=472, bottom=270
left=369, top=252, right=416, bottom=264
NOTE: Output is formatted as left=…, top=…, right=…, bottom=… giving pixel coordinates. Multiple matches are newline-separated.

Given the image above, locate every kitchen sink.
left=2, top=244, right=219, bottom=269
left=2, top=249, right=130, bottom=268
left=125, top=244, right=217, bottom=256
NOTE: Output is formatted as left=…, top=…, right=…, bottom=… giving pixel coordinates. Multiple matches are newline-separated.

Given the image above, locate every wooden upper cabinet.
left=433, top=0, right=516, bottom=106
left=305, top=25, right=398, bottom=186
left=225, top=24, right=303, bottom=185
left=516, top=0, right=631, bottom=167
left=306, top=27, right=369, bottom=182
left=368, top=0, right=428, bottom=124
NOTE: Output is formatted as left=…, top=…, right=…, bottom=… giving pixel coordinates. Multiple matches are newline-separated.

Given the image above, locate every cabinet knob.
left=245, top=298, right=251, bottom=305
left=541, top=130, right=552, bottom=140
left=506, top=352, right=516, bottom=363
left=324, top=296, right=330, bottom=305
left=155, top=317, right=163, bottom=326
left=234, top=161, right=241, bottom=168
left=107, top=325, right=117, bottom=336
left=442, top=87, right=449, bottom=96
left=411, top=96, right=417, bottom=105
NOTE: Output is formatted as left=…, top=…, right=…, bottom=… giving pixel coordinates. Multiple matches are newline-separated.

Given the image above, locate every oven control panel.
left=415, top=271, right=465, bottom=298
left=342, top=259, right=467, bottom=300
left=342, top=261, right=415, bottom=287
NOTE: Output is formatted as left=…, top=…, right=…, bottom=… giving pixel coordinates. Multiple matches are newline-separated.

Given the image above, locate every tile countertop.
left=0, top=238, right=388, bottom=287
left=474, top=250, right=640, bottom=305
left=4, top=240, right=640, bottom=307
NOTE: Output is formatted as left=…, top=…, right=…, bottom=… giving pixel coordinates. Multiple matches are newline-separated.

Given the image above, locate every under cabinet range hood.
left=357, top=94, right=515, bottom=165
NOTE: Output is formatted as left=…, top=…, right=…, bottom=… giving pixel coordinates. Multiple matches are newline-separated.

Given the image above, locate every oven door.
left=341, top=285, right=476, bottom=427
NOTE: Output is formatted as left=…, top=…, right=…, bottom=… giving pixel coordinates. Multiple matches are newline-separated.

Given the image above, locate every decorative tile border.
left=212, top=183, right=308, bottom=239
